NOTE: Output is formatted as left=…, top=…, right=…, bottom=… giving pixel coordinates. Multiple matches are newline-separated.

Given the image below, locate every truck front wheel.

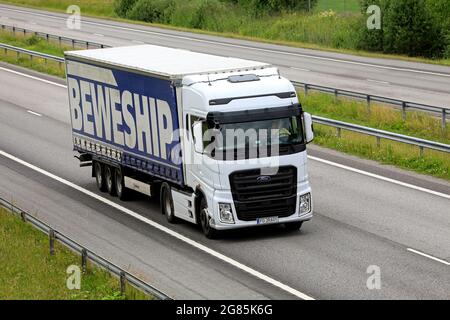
left=94, top=161, right=106, bottom=192
left=284, top=221, right=303, bottom=232
left=199, top=197, right=218, bottom=239
left=161, top=183, right=177, bottom=223
left=105, top=165, right=117, bottom=196
left=115, top=167, right=129, bottom=200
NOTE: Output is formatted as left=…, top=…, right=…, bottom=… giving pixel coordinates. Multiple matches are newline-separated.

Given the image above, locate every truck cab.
left=178, top=67, right=314, bottom=238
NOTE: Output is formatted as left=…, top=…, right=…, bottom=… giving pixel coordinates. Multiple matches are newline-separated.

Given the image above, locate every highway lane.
left=0, top=65, right=449, bottom=299
left=0, top=3, right=450, bottom=108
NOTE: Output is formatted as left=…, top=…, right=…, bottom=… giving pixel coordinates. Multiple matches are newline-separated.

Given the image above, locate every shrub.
left=114, top=0, right=138, bottom=17
left=383, top=0, right=442, bottom=58
left=126, top=0, right=174, bottom=23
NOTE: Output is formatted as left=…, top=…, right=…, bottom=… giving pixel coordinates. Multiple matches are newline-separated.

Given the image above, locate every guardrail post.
left=86, top=41, right=89, bottom=49
left=376, top=136, right=381, bottom=148
left=304, top=84, right=308, bottom=96
left=49, top=229, right=55, bottom=255
left=120, top=272, right=126, bottom=295
left=442, top=109, right=447, bottom=130
left=366, top=95, right=371, bottom=116
left=81, top=249, right=88, bottom=273
left=402, top=102, right=407, bottom=121
left=20, top=211, right=27, bottom=222
left=334, top=89, right=338, bottom=101
left=72, top=39, right=75, bottom=48
left=336, top=127, right=341, bottom=138
left=58, top=36, right=62, bottom=47
left=419, top=146, right=424, bottom=157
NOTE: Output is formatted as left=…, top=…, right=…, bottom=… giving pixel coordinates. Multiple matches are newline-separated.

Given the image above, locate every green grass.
left=300, top=91, right=450, bottom=144
left=0, top=207, right=150, bottom=299
left=315, top=0, right=360, bottom=13
left=313, top=124, right=450, bottom=180
left=0, top=30, right=67, bottom=77
left=1, top=0, right=449, bottom=67
left=300, top=91, right=450, bottom=180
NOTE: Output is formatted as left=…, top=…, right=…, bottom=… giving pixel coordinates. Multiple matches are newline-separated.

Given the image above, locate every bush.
left=358, top=0, right=443, bottom=58
left=126, top=0, right=174, bottom=23
left=383, top=0, right=442, bottom=58
left=114, top=0, right=138, bottom=17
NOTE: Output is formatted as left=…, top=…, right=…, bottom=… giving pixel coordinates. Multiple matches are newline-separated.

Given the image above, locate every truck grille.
left=229, top=166, right=297, bottom=221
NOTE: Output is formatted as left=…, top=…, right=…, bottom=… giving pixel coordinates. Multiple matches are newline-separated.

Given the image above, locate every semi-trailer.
left=65, top=44, right=314, bottom=238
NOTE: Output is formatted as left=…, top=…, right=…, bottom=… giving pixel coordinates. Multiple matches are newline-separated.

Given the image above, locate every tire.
left=115, top=167, right=129, bottom=200
left=94, top=161, right=106, bottom=192
left=284, top=221, right=303, bottom=232
left=105, top=165, right=116, bottom=196
left=161, top=183, right=177, bottom=223
left=199, top=197, right=218, bottom=239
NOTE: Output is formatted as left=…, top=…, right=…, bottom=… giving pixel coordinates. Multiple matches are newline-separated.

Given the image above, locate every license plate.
left=256, top=216, right=279, bottom=225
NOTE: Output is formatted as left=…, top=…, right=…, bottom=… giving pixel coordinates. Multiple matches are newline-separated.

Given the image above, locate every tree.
left=383, top=0, right=442, bottom=57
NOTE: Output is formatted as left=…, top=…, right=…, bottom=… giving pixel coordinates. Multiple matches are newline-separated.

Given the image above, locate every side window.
left=190, top=115, right=202, bottom=140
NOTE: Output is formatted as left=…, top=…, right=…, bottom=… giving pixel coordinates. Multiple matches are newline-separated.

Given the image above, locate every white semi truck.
left=65, top=44, right=314, bottom=238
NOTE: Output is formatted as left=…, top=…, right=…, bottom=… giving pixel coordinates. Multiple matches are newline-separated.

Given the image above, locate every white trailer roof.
left=65, top=44, right=271, bottom=79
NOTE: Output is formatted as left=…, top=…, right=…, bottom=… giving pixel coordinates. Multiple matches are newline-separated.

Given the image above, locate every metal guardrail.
left=313, top=116, right=450, bottom=156
left=0, top=43, right=448, bottom=155
left=0, top=24, right=108, bottom=49
left=293, top=81, right=448, bottom=130
left=0, top=42, right=64, bottom=66
left=0, top=195, right=171, bottom=300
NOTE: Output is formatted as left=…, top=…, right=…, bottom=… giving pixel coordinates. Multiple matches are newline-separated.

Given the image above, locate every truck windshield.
left=211, top=116, right=305, bottom=159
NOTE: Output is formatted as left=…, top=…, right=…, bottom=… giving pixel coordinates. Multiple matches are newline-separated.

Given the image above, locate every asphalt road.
left=0, top=3, right=450, bottom=108
left=0, top=64, right=449, bottom=299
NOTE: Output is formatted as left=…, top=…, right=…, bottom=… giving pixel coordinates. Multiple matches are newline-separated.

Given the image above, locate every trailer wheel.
left=199, top=197, right=218, bottom=239
left=161, top=183, right=177, bottom=223
left=94, top=161, right=106, bottom=192
left=105, top=165, right=116, bottom=196
left=284, top=221, right=303, bottom=232
left=115, top=167, right=129, bottom=200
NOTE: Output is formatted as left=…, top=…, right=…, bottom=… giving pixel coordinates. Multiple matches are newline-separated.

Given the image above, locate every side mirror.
left=192, top=122, right=204, bottom=153
left=303, top=112, right=314, bottom=144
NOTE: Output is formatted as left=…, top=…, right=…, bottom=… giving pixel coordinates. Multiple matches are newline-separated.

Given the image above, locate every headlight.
left=219, top=203, right=235, bottom=224
left=299, top=193, right=311, bottom=215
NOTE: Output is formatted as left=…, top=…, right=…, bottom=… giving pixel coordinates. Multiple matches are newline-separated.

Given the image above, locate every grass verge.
left=0, top=0, right=449, bottom=67
left=313, top=124, right=450, bottom=180
left=299, top=91, right=450, bottom=144
left=0, top=30, right=66, bottom=77
left=0, top=207, right=150, bottom=299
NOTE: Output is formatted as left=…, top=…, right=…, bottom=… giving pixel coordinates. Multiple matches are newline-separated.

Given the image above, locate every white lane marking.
left=407, top=248, right=450, bottom=266
left=367, top=79, right=390, bottom=85
left=308, top=156, right=450, bottom=200
left=290, top=67, right=310, bottom=72
left=27, top=110, right=42, bottom=117
left=2, top=65, right=449, bottom=201
left=2, top=6, right=450, bottom=79
left=93, top=33, right=104, bottom=37
left=0, top=149, right=315, bottom=300
left=0, top=66, right=66, bottom=88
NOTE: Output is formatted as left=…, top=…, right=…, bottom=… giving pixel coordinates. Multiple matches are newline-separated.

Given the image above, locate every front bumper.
left=210, top=181, right=313, bottom=231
